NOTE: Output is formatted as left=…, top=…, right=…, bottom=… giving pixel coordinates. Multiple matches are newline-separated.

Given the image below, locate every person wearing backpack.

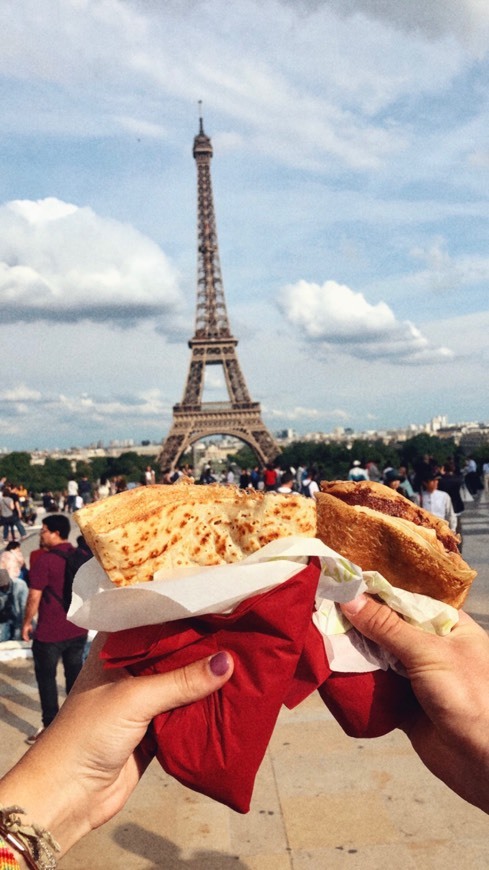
left=21, top=514, right=88, bottom=744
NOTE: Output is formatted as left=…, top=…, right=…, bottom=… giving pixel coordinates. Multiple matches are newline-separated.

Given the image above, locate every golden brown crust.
left=74, top=483, right=316, bottom=587
left=320, top=480, right=460, bottom=553
left=315, top=490, right=476, bottom=608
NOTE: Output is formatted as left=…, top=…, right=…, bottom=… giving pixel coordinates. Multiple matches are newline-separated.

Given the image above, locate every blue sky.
left=1, top=0, right=489, bottom=451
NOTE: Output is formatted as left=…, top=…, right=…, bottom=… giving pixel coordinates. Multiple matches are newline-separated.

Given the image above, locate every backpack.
left=0, top=570, right=14, bottom=624
left=300, top=481, right=311, bottom=497
left=51, top=544, right=93, bottom=612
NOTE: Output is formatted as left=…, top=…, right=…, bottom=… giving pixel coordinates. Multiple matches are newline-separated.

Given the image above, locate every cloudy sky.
left=1, top=0, right=489, bottom=452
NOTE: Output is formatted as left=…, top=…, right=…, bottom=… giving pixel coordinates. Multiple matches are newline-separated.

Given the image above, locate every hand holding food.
left=0, top=635, right=234, bottom=860
left=341, top=593, right=489, bottom=815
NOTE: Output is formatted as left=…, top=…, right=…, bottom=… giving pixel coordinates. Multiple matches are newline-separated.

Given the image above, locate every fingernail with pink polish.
left=210, top=651, right=230, bottom=676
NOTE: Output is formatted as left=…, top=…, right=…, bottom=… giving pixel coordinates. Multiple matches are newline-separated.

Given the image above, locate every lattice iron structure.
left=158, top=114, right=280, bottom=472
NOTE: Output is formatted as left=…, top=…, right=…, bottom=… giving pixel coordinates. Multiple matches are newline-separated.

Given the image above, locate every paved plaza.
left=1, top=493, right=488, bottom=868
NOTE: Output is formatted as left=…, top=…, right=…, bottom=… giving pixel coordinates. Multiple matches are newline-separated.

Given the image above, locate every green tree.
left=399, top=434, right=458, bottom=470
left=0, top=452, right=32, bottom=485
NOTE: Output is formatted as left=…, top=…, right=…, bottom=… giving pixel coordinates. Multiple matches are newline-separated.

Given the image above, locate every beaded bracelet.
left=0, top=807, right=59, bottom=870
left=0, top=835, right=21, bottom=870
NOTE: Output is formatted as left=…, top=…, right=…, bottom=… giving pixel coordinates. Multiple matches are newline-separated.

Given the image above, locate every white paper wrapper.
left=69, top=535, right=458, bottom=673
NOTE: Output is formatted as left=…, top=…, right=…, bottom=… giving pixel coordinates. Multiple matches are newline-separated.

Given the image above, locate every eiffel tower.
left=158, top=111, right=280, bottom=472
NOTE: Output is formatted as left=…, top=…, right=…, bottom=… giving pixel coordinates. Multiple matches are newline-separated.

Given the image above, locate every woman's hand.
left=341, top=594, right=489, bottom=814
left=0, top=634, right=234, bottom=857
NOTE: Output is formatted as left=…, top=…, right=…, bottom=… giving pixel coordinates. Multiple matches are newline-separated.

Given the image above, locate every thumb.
left=130, top=651, right=235, bottom=721
left=340, top=593, right=429, bottom=669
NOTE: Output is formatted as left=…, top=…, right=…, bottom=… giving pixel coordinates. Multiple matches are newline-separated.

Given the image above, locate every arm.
left=340, top=594, right=489, bottom=814
left=445, top=495, right=458, bottom=533
left=21, top=588, right=42, bottom=641
left=0, top=635, right=233, bottom=862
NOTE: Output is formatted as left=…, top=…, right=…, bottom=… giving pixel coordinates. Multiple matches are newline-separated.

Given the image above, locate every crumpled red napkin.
left=102, top=559, right=417, bottom=813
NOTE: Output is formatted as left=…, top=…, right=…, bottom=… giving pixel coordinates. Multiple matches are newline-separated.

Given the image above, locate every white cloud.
left=297, top=0, right=489, bottom=52
left=0, top=0, right=473, bottom=173
left=278, top=279, right=454, bottom=364
left=0, top=382, right=172, bottom=448
left=0, top=198, right=183, bottom=325
left=265, top=404, right=350, bottom=423
left=0, top=385, right=43, bottom=402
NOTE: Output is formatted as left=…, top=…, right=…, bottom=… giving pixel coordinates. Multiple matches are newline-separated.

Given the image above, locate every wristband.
left=0, top=807, right=59, bottom=870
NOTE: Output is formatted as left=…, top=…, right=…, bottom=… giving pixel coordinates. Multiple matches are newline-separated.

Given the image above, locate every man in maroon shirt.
left=22, top=514, right=88, bottom=742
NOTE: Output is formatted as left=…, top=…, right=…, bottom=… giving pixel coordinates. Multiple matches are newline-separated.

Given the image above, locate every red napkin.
left=102, top=560, right=417, bottom=812
left=317, top=668, right=416, bottom=738
left=102, top=559, right=323, bottom=813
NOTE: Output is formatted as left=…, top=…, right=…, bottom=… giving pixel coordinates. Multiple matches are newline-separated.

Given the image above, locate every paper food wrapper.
left=70, top=535, right=458, bottom=675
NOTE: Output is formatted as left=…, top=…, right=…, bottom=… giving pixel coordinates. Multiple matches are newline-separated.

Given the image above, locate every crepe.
left=74, top=483, right=316, bottom=587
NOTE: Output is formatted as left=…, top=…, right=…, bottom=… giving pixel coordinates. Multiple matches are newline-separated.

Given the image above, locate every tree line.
left=0, top=451, right=157, bottom=497
left=0, top=434, right=487, bottom=496
left=229, top=433, right=488, bottom=481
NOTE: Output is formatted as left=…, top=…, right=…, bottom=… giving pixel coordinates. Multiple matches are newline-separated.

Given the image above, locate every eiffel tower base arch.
left=158, top=404, right=280, bottom=472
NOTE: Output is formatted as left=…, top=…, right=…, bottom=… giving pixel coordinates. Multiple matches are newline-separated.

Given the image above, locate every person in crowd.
left=21, top=495, right=37, bottom=526
left=412, top=454, right=437, bottom=494
left=483, top=459, right=489, bottom=493
left=11, top=484, right=29, bottom=521
left=438, top=459, right=465, bottom=543
left=416, top=470, right=457, bottom=532
left=115, top=476, right=128, bottom=493
left=199, top=464, right=216, bottom=485
left=78, top=475, right=92, bottom=505
left=300, top=467, right=319, bottom=498
left=1, top=486, right=27, bottom=543
left=144, top=465, right=156, bottom=485
left=161, top=468, right=175, bottom=485
left=398, top=465, right=416, bottom=501
left=66, top=478, right=79, bottom=513
left=277, top=470, right=296, bottom=494
left=462, top=455, right=481, bottom=498
left=41, top=490, right=58, bottom=513
left=382, top=468, right=402, bottom=491
left=0, top=541, right=28, bottom=639
left=348, top=460, right=368, bottom=482
left=96, top=475, right=111, bottom=500
left=0, top=568, right=14, bottom=643
left=366, top=459, right=381, bottom=482
left=250, top=465, right=263, bottom=490
left=263, top=463, right=278, bottom=491
left=239, top=468, right=251, bottom=489
left=21, top=515, right=88, bottom=744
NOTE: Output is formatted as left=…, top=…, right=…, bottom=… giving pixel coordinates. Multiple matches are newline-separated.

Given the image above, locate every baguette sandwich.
left=316, top=480, right=476, bottom=608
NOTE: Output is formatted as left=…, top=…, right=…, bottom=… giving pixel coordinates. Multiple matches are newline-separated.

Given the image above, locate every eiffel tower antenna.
left=158, top=112, right=280, bottom=472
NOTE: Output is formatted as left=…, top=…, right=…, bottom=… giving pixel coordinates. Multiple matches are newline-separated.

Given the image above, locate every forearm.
left=0, top=741, right=91, bottom=859
left=21, top=591, right=41, bottom=638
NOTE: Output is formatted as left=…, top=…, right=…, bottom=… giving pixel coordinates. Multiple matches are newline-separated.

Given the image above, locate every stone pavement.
left=1, top=494, right=488, bottom=869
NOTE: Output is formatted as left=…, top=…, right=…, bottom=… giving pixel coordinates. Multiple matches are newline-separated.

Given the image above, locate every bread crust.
left=320, top=480, right=460, bottom=552
left=315, top=489, right=476, bottom=608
